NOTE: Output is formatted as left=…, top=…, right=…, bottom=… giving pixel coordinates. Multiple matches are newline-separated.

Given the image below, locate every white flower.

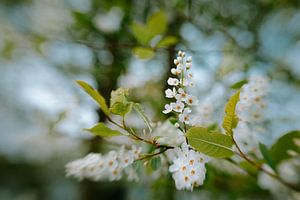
left=164, top=51, right=199, bottom=128
left=278, top=159, right=300, bottom=184
left=118, top=146, right=134, bottom=168
left=174, top=59, right=179, bottom=65
left=65, top=159, right=86, bottom=181
left=66, top=146, right=141, bottom=182
left=83, top=153, right=105, bottom=180
left=234, top=75, right=269, bottom=154
left=65, top=153, right=105, bottom=181
left=167, top=78, right=179, bottom=86
left=169, top=143, right=208, bottom=191
left=178, top=50, right=185, bottom=57
left=171, top=68, right=182, bottom=75
left=237, top=75, right=269, bottom=123
left=163, top=104, right=173, bottom=114
left=108, top=167, right=122, bottom=181
left=174, top=123, right=180, bottom=128
left=175, top=88, right=187, bottom=101
left=106, top=151, right=118, bottom=171
left=177, top=64, right=183, bottom=70
left=185, top=95, right=198, bottom=105
left=180, top=78, right=189, bottom=86
left=165, top=88, right=176, bottom=98
left=171, top=101, right=185, bottom=113
left=178, top=51, right=183, bottom=57
left=130, top=145, right=142, bottom=159
left=186, top=63, right=192, bottom=70
left=179, top=108, right=192, bottom=124
left=176, top=57, right=182, bottom=62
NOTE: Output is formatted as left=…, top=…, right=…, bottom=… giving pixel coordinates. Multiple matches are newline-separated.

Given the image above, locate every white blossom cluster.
left=168, top=142, right=209, bottom=191
left=163, top=51, right=199, bottom=126
left=65, top=145, right=142, bottom=182
left=237, top=76, right=269, bottom=123
left=234, top=75, right=269, bottom=153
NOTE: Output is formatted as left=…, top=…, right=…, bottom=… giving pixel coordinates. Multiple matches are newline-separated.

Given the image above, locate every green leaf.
left=109, top=88, right=132, bottom=116
left=131, top=22, right=153, bottom=45
left=269, top=131, right=300, bottom=165
left=168, top=117, right=178, bottom=125
left=156, top=36, right=178, bottom=48
left=259, top=143, right=276, bottom=170
left=150, top=156, right=161, bottom=171
left=230, top=80, right=248, bottom=89
left=133, top=47, right=155, bottom=60
left=133, top=103, right=153, bottom=132
left=222, top=90, right=240, bottom=136
left=207, top=124, right=221, bottom=132
left=110, top=102, right=133, bottom=116
left=110, top=88, right=129, bottom=107
left=76, top=80, right=109, bottom=116
left=84, top=122, right=122, bottom=137
left=147, top=11, right=167, bottom=36
left=186, top=127, right=234, bottom=158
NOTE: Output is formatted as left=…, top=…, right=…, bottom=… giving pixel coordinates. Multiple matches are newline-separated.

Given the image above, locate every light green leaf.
left=84, top=122, right=122, bottom=137
left=222, top=90, right=240, bottom=136
left=147, top=11, right=167, bottom=36
left=156, top=36, right=178, bottom=48
left=133, top=103, right=153, bottom=132
left=131, top=22, right=153, bottom=45
left=186, top=127, right=234, bottom=158
left=269, top=131, right=300, bottom=165
left=230, top=79, right=248, bottom=89
left=76, top=80, right=109, bottom=116
left=109, top=88, right=132, bottom=116
left=110, top=102, right=133, bottom=116
left=133, top=47, right=155, bottom=60
left=110, top=88, right=129, bottom=107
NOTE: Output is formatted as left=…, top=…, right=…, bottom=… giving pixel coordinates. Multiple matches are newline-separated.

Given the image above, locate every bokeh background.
left=0, top=0, right=300, bottom=199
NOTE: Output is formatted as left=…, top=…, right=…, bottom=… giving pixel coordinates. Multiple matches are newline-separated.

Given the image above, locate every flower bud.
left=174, top=59, right=179, bottom=65
left=187, top=56, right=192, bottom=63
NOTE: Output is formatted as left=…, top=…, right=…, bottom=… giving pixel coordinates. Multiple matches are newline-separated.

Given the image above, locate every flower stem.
left=108, top=115, right=173, bottom=149
left=136, top=147, right=170, bottom=161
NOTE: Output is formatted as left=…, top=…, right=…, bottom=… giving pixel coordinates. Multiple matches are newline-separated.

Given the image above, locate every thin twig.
left=136, top=147, right=170, bottom=161
left=232, top=136, right=300, bottom=191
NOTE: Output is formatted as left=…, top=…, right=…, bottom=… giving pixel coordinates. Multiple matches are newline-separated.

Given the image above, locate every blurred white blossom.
left=66, top=145, right=141, bottom=182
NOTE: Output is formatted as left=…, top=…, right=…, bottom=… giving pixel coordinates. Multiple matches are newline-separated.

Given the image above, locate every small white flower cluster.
left=237, top=76, right=269, bottom=123
left=65, top=145, right=142, bottom=182
left=168, top=143, right=209, bottom=191
left=163, top=51, right=198, bottom=125
left=234, top=75, right=269, bottom=153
